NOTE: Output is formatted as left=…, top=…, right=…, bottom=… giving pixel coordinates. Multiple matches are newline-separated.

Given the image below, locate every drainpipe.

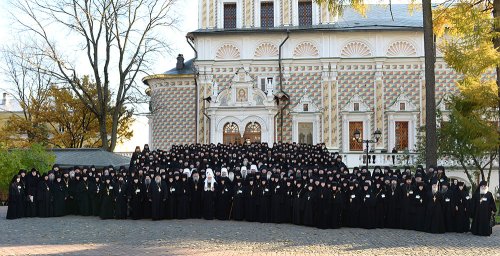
left=186, top=35, right=201, bottom=144
left=277, top=30, right=290, bottom=142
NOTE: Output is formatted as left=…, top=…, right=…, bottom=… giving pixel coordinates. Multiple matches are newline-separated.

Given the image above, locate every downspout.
left=277, top=30, right=290, bottom=142
left=186, top=35, right=201, bottom=144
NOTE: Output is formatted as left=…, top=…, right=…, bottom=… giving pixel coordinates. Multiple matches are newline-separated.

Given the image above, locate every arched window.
left=243, top=122, right=261, bottom=144
left=223, top=122, right=241, bottom=145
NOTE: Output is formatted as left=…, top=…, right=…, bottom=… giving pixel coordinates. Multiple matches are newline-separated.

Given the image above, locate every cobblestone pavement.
left=0, top=207, right=499, bottom=256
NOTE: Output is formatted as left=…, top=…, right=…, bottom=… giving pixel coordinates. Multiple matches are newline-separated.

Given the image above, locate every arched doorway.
left=243, top=122, right=261, bottom=144
left=223, top=122, right=242, bottom=144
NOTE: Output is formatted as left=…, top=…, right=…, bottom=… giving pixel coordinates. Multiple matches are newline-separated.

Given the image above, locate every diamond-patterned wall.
left=151, top=81, right=196, bottom=150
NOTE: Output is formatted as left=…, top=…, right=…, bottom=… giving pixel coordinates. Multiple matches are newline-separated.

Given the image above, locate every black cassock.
left=65, top=179, right=76, bottom=215
left=258, top=185, right=271, bottom=223
left=270, top=183, right=284, bottom=223
left=151, top=181, right=167, bottom=220
left=127, top=182, right=144, bottom=220
left=216, top=182, right=232, bottom=220
left=412, top=188, right=427, bottom=232
left=282, top=185, right=294, bottom=224
left=89, top=181, right=102, bottom=217
left=385, top=186, right=401, bottom=228
left=36, top=181, right=52, bottom=217
left=202, top=185, right=216, bottom=220
left=165, top=182, right=176, bottom=219
left=442, top=189, right=456, bottom=232
left=52, top=181, right=67, bottom=217
left=454, top=189, right=470, bottom=233
left=470, top=191, right=497, bottom=236
left=189, top=180, right=202, bottom=218
left=244, top=184, right=258, bottom=222
left=424, top=191, right=446, bottom=234
left=176, top=181, right=190, bottom=219
left=359, top=190, right=376, bottom=229
left=316, top=186, right=331, bottom=229
left=6, top=183, right=25, bottom=219
left=24, top=175, right=38, bottom=217
left=77, top=181, right=91, bottom=216
left=373, top=188, right=386, bottom=228
left=142, top=183, right=153, bottom=219
left=114, top=182, right=128, bottom=219
left=330, top=190, right=343, bottom=229
left=344, top=189, right=360, bottom=228
left=399, top=185, right=414, bottom=230
left=292, top=187, right=304, bottom=225
left=99, top=184, right=115, bottom=219
left=231, top=185, right=245, bottom=220
left=303, top=189, right=316, bottom=227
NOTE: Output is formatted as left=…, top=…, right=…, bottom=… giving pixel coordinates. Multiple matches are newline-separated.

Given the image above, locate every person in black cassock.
left=128, top=175, right=143, bottom=220
left=6, top=175, right=25, bottom=219
left=373, top=180, right=386, bottom=229
left=36, top=174, right=53, bottom=218
left=176, top=173, right=190, bottom=219
left=359, top=181, right=376, bottom=229
left=245, top=177, right=258, bottom=222
left=189, top=170, right=202, bottom=218
left=316, top=178, right=331, bottom=229
left=454, top=182, right=470, bottom=233
left=90, top=176, right=102, bottom=217
left=165, top=174, right=176, bottom=219
left=52, top=175, right=67, bottom=217
left=385, top=177, right=400, bottom=229
left=412, top=181, right=427, bottom=232
left=330, top=182, right=343, bottom=229
left=424, top=181, right=446, bottom=234
left=202, top=169, right=216, bottom=220
left=231, top=177, right=245, bottom=220
left=470, top=181, right=497, bottom=236
left=399, top=176, right=414, bottom=230
left=99, top=176, right=115, bottom=219
left=303, top=182, right=316, bottom=227
left=77, top=174, right=91, bottom=216
left=282, top=178, right=294, bottom=224
left=215, top=174, right=232, bottom=220
left=292, top=181, right=305, bottom=225
left=270, top=174, right=284, bottom=223
left=114, top=174, right=128, bottom=219
left=151, top=175, right=167, bottom=221
left=142, top=175, right=153, bottom=219
left=24, top=168, right=38, bottom=217
left=258, top=178, right=271, bottom=223
left=344, top=181, right=360, bottom=228
left=441, top=182, right=455, bottom=232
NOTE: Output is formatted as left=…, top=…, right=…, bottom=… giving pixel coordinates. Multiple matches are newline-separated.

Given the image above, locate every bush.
left=0, top=143, right=55, bottom=197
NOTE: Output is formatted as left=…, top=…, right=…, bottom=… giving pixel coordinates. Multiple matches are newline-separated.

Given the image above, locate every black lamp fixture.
left=353, top=128, right=382, bottom=171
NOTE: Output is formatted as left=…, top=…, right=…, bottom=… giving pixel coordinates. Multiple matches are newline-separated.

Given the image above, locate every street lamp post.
left=353, top=128, right=382, bottom=172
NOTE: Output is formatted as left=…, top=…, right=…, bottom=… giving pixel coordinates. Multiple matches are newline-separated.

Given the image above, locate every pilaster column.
left=374, top=63, right=385, bottom=151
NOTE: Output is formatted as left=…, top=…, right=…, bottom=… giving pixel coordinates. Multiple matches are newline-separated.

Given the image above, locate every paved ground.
left=0, top=207, right=499, bottom=256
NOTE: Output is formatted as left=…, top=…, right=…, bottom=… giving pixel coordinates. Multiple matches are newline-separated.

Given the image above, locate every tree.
left=0, top=43, right=54, bottom=147
left=0, top=76, right=134, bottom=149
left=438, top=82, right=499, bottom=191
left=0, top=143, right=55, bottom=197
left=10, top=0, right=178, bottom=151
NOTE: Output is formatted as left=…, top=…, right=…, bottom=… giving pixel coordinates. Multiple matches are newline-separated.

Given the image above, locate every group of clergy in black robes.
left=5, top=142, right=498, bottom=236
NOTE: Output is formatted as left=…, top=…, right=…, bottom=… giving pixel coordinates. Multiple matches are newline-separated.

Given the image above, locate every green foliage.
left=0, top=143, right=55, bottom=195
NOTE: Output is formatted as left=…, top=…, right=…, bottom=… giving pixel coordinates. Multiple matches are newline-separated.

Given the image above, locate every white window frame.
left=387, top=112, right=418, bottom=152
left=292, top=0, right=319, bottom=26
left=342, top=113, right=372, bottom=152
left=258, top=76, right=275, bottom=92
left=255, top=0, right=281, bottom=27
left=218, top=0, right=243, bottom=29
left=292, top=114, right=321, bottom=145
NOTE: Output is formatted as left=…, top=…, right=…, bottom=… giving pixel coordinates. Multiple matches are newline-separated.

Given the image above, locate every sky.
left=0, top=0, right=442, bottom=152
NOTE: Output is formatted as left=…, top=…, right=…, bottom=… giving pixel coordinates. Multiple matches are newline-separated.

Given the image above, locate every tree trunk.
left=99, top=114, right=109, bottom=151
left=493, top=0, right=500, bottom=188
left=423, top=0, right=437, bottom=168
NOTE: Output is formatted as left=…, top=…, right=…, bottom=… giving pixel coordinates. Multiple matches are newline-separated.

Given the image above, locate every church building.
left=143, top=2, right=460, bottom=153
